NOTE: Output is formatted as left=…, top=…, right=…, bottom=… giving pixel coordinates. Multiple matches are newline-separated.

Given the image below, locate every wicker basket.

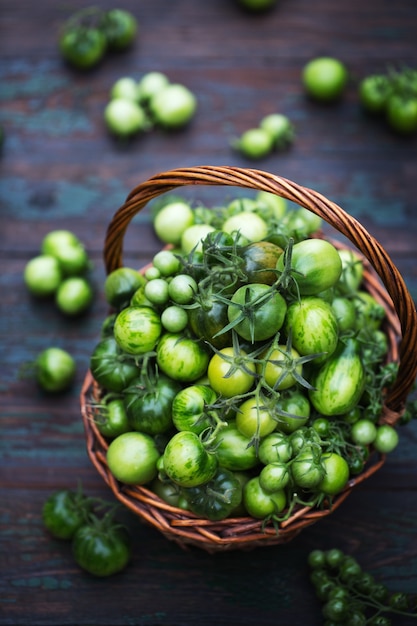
left=80, top=165, right=417, bottom=552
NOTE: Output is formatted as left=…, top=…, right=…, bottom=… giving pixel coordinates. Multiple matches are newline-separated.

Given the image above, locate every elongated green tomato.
left=285, top=297, right=339, bottom=364
left=107, top=431, right=160, bottom=484
left=163, top=431, right=217, bottom=487
left=24, top=255, right=63, bottom=297
left=156, top=333, right=209, bottom=382
left=212, top=421, right=259, bottom=471
left=317, top=452, right=350, bottom=495
left=277, top=238, right=343, bottom=295
left=235, top=396, right=277, bottom=438
left=154, top=200, right=195, bottom=246
left=243, top=477, right=286, bottom=519
left=114, top=306, right=162, bottom=355
left=227, top=283, right=287, bottom=342
left=207, top=347, right=256, bottom=397
left=309, top=338, right=365, bottom=416
left=172, top=385, right=217, bottom=434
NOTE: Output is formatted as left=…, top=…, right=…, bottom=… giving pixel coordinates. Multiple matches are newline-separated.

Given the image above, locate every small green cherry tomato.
left=291, top=446, right=325, bottom=489
left=41, top=230, right=89, bottom=276
left=350, top=419, right=377, bottom=446
left=24, top=255, right=63, bottom=297
left=35, top=347, right=76, bottom=393
left=152, top=250, right=181, bottom=276
left=373, top=424, right=399, bottom=454
left=302, top=57, right=348, bottom=102
left=259, top=462, right=290, bottom=492
left=259, top=113, right=295, bottom=148
left=157, top=333, right=209, bottom=382
left=149, top=83, right=197, bottom=128
left=114, top=306, right=162, bottom=355
left=107, top=431, right=160, bottom=485
left=95, top=399, right=130, bottom=439
left=317, top=452, right=350, bottom=495
left=55, top=277, right=93, bottom=315
left=160, top=305, right=189, bottom=332
left=144, top=278, right=170, bottom=306
left=110, top=77, right=138, bottom=101
left=168, top=274, right=198, bottom=304
left=275, top=392, right=311, bottom=434
left=258, top=432, right=293, bottom=464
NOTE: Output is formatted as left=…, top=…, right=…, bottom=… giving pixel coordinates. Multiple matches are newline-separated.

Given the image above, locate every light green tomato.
left=138, top=71, right=169, bottom=103
left=110, top=77, right=139, bottom=101
left=154, top=201, right=195, bottom=246
left=181, top=224, right=216, bottom=254
left=24, top=255, right=63, bottom=297
left=150, top=83, right=197, bottom=128
left=114, top=306, right=162, bottom=355
left=104, top=98, right=149, bottom=136
left=222, top=212, right=268, bottom=243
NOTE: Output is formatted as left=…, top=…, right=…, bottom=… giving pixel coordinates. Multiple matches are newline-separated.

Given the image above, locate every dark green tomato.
left=150, top=477, right=181, bottom=507
left=228, top=283, right=287, bottom=342
left=388, top=591, right=409, bottom=611
left=124, top=374, right=180, bottom=435
left=189, top=295, right=232, bottom=349
left=322, top=598, right=349, bottom=621
left=95, top=399, right=130, bottom=439
left=163, top=431, right=218, bottom=488
left=104, top=267, right=146, bottom=310
left=72, top=522, right=130, bottom=577
left=42, top=489, right=92, bottom=540
left=386, top=93, right=417, bottom=134
left=212, top=421, right=259, bottom=471
left=309, top=338, right=365, bottom=416
left=180, top=467, right=243, bottom=521
left=344, top=611, right=367, bottom=626
left=312, top=417, right=330, bottom=438
left=101, top=313, right=117, bottom=338
left=90, top=337, right=140, bottom=393
left=201, top=230, right=235, bottom=265
left=241, top=241, right=284, bottom=285
left=101, top=9, right=138, bottom=51
left=325, top=548, right=345, bottom=569
left=172, top=384, right=218, bottom=435
left=276, top=239, right=342, bottom=296
left=285, top=297, right=339, bottom=365
left=156, top=333, right=210, bottom=382
left=367, top=617, right=392, bottom=626
left=359, top=74, right=393, bottom=114
left=59, top=27, right=107, bottom=70
left=291, top=446, right=325, bottom=489
left=289, top=426, right=320, bottom=456
left=307, top=549, right=326, bottom=569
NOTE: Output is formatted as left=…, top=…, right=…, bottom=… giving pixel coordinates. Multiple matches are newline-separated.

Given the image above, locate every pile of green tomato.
left=88, top=191, right=401, bottom=525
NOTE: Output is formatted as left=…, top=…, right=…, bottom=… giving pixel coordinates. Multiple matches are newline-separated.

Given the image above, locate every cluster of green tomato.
left=59, top=7, right=138, bottom=70
left=42, top=486, right=131, bottom=577
left=104, top=72, right=197, bottom=139
left=87, top=190, right=401, bottom=525
left=359, top=66, right=417, bottom=135
left=23, top=230, right=93, bottom=393
left=233, top=112, right=295, bottom=159
left=308, top=547, right=417, bottom=625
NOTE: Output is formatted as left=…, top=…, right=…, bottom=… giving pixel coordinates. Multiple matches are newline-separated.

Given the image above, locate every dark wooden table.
left=1, top=1, right=417, bottom=624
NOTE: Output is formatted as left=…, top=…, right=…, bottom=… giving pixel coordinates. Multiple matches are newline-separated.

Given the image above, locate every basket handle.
left=104, top=165, right=417, bottom=417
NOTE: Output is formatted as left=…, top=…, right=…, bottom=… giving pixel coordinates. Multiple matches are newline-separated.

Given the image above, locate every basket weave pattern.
left=81, top=166, right=417, bottom=552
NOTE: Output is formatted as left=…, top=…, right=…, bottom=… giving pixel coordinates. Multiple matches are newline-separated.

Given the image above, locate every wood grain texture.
left=1, top=0, right=417, bottom=624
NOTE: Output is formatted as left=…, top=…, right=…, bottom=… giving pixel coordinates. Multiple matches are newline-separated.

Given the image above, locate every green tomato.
left=386, top=93, right=417, bottom=135
left=59, top=27, right=107, bottom=70
left=317, top=452, right=350, bottom=495
left=227, top=283, right=287, bottom=342
left=180, top=467, right=243, bottom=521
left=172, top=384, right=217, bottom=435
left=95, top=399, right=130, bottom=439
left=207, top=347, right=256, bottom=397
left=236, top=127, right=274, bottom=159
left=72, top=520, right=131, bottom=577
left=35, top=347, right=76, bottom=393
left=107, top=431, right=160, bottom=484
left=160, top=305, right=189, bottom=332
left=212, top=421, right=259, bottom=471
left=104, top=98, right=149, bottom=137
left=104, top=267, right=145, bottom=310
left=90, top=336, right=140, bottom=393
left=258, top=431, right=293, bottom=464
left=55, top=277, right=93, bottom=315
left=24, top=255, right=63, bottom=297
left=275, top=391, right=311, bottom=434
left=302, top=57, right=348, bottom=101
left=235, top=396, right=277, bottom=439
left=101, top=9, right=138, bottom=51
left=181, top=223, right=216, bottom=254
left=41, top=230, right=89, bottom=276
left=154, top=201, right=195, bottom=246
left=259, top=345, right=303, bottom=391
left=243, top=477, right=286, bottom=519
left=373, top=424, right=399, bottom=454
left=138, top=71, right=170, bottom=104
left=110, top=77, right=138, bottom=101
left=259, top=113, right=295, bottom=148
left=43, top=489, right=92, bottom=540
left=149, top=83, right=197, bottom=128
left=124, top=374, right=180, bottom=435
left=291, top=446, right=325, bottom=489
left=259, top=462, right=290, bottom=492
left=359, top=74, right=392, bottom=114
left=351, top=419, right=377, bottom=446
left=156, top=332, right=209, bottom=382
left=222, top=211, right=268, bottom=243
left=114, top=306, right=162, bottom=355
left=163, top=431, right=218, bottom=487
